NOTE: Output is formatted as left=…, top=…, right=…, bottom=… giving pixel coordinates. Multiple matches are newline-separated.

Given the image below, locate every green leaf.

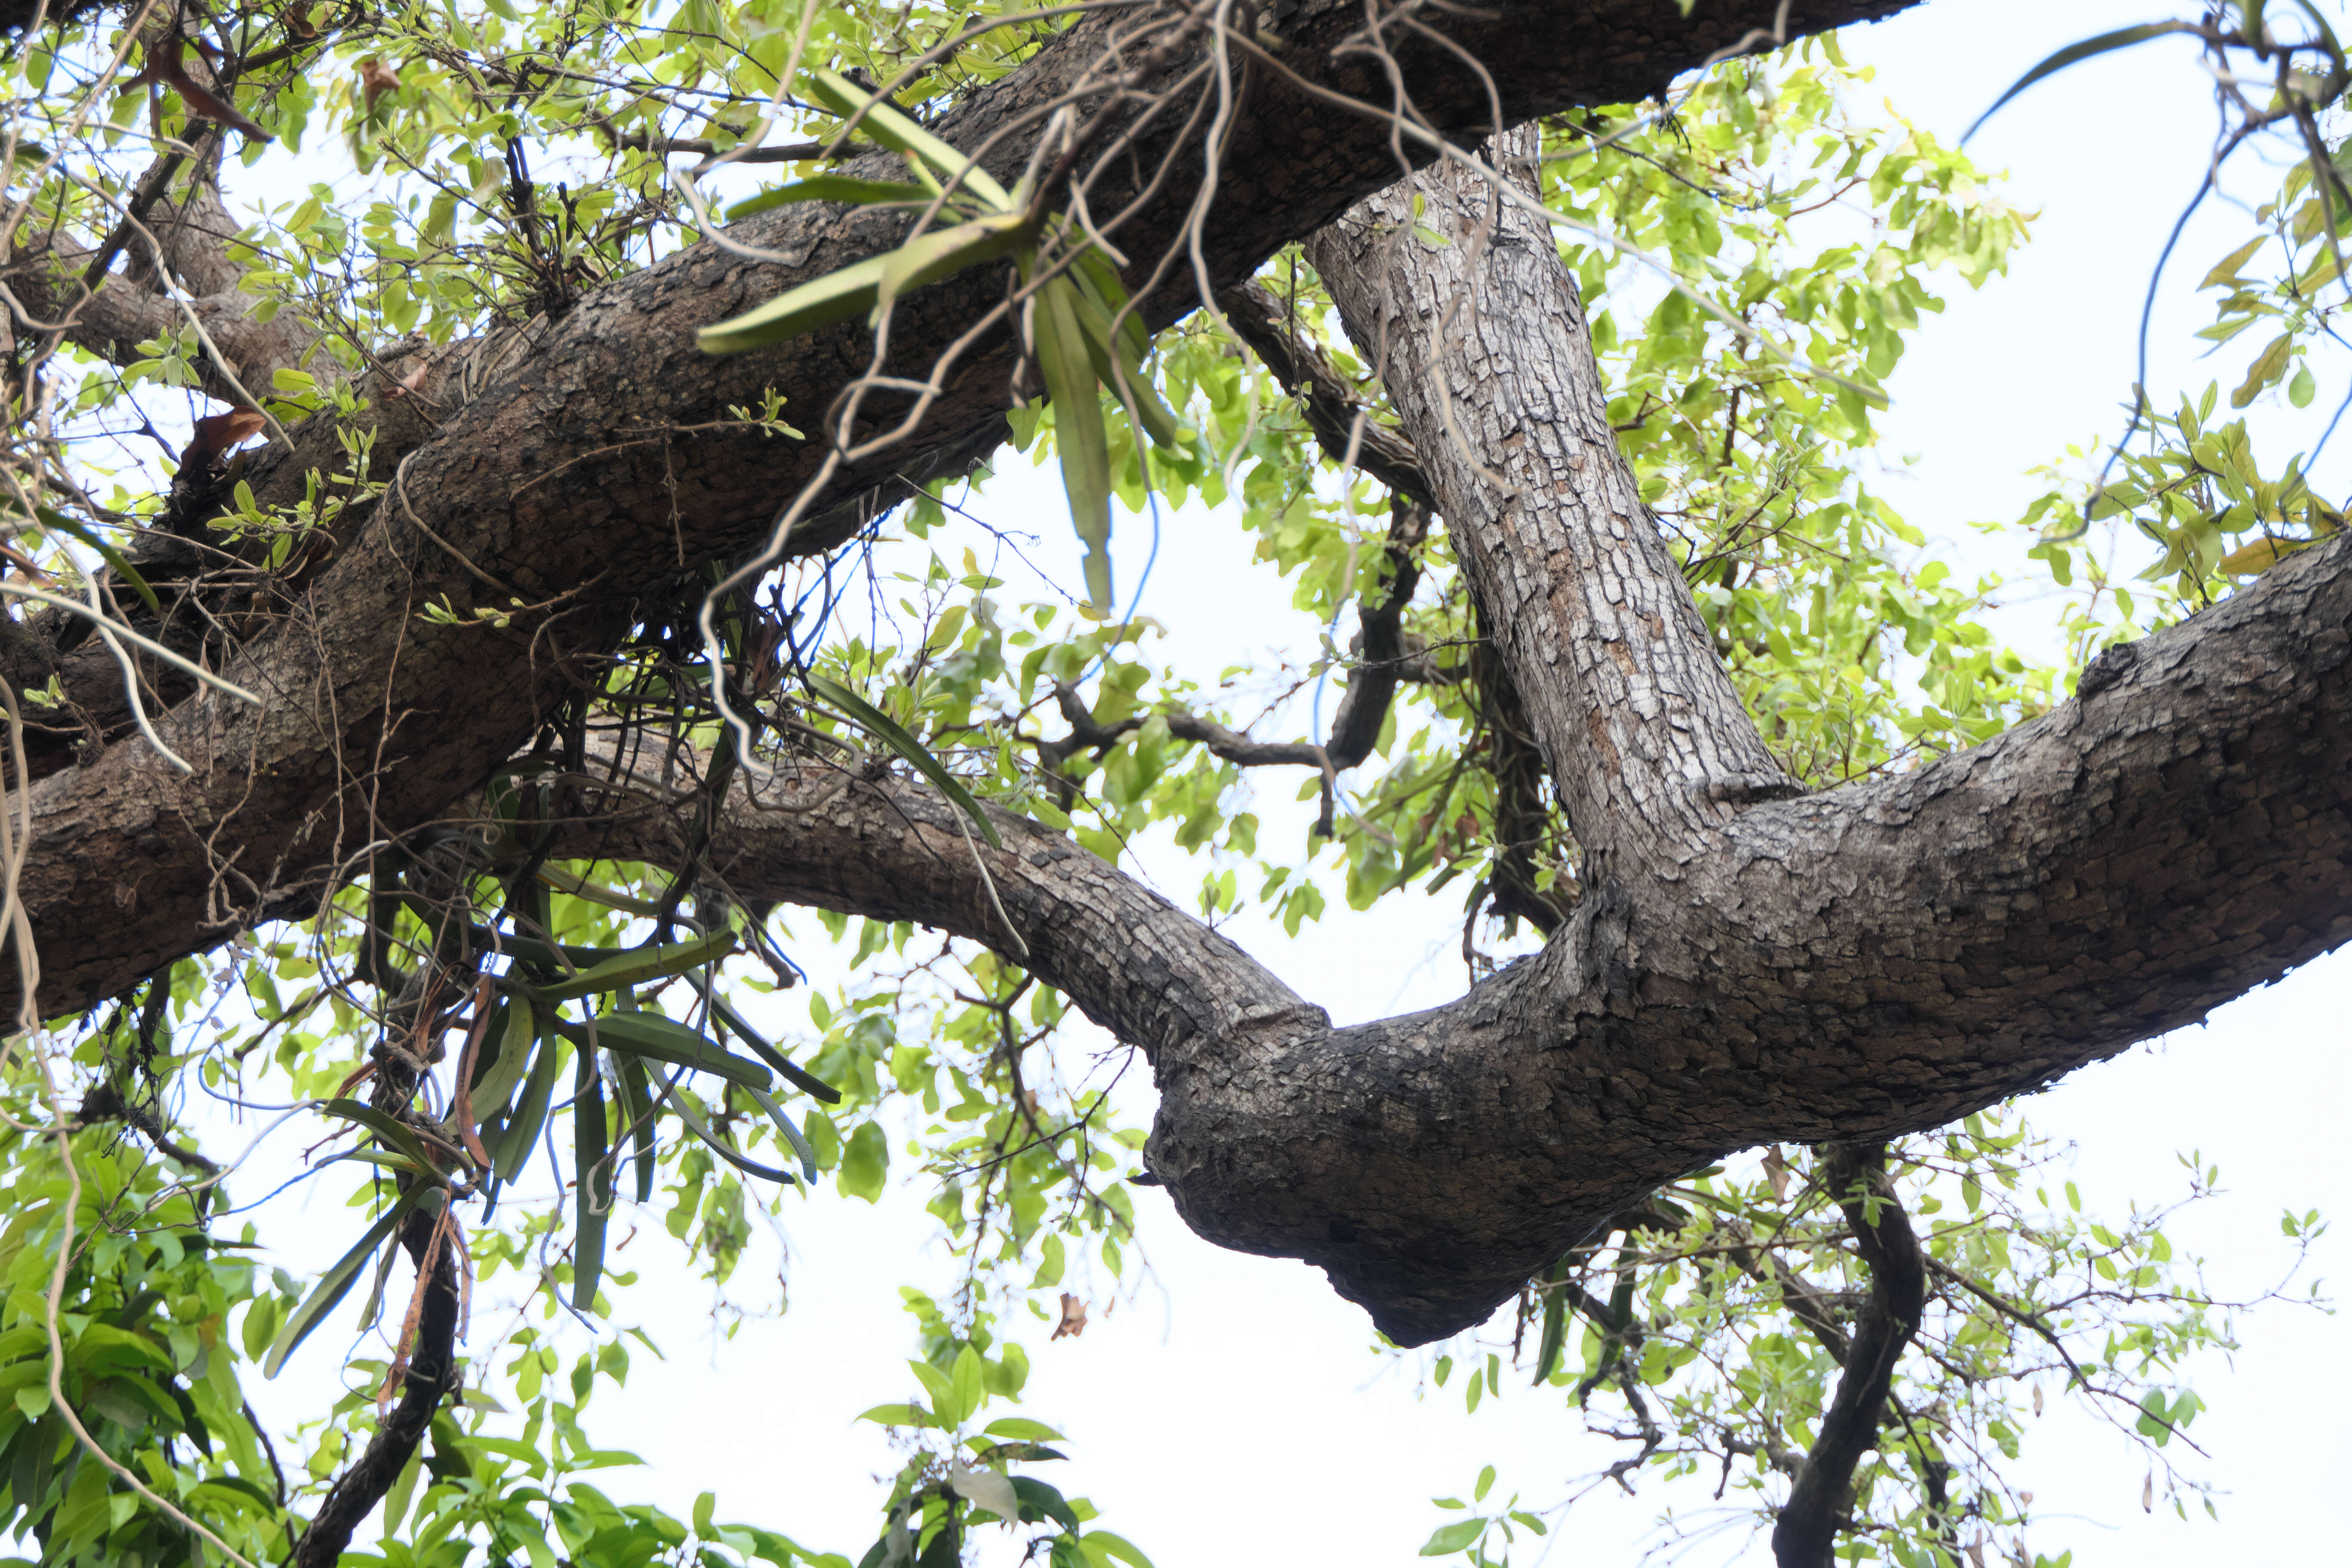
left=805, top=673, right=1004, bottom=849
left=1034, top=273, right=1114, bottom=608
left=1010, top=1476, right=1081, bottom=1533
left=670, top=1091, right=796, bottom=1184
left=698, top=252, right=892, bottom=355
left=567, top=1009, right=772, bottom=1089
left=1080, top=1530, right=1155, bottom=1568
left=318, top=1097, right=444, bottom=1176
left=949, top=1344, right=984, bottom=1428
left=29, top=506, right=160, bottom=615
left=265, top=1185, right=431, bottom=1377
left=839, top=1118, right=888, bottom=1202
left=857, top=1403, right=934, bottom=1427
left=690, top=975, right=841, bottom=1101
left=530, top=928, right=736, bottom=1002
left=614, top=1053, right=658, bottom=1203
left=1418, top=1518, right=1485, bottom=1556
left=1964, top=24, right=2194, bottom=141
left=573, top=1057, right=610, bottom=1311
left=2233, top=334, right=2292, bottom=407
left=495, top=1026, right=567, bottom=1183
left=983, top=1417, right=1066, bottom=1440
left=869, top=210, right=1033, bottom=325
left=726, top=176, right=935, bottom=221
left=804, top=67, right=1013, bottom=210
left=747, top=1084, right=819, bottom=1181
left=469, top=997, right=536, bottom=1120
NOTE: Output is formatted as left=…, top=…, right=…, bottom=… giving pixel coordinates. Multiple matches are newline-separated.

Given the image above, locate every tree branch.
left=1772, top=1142, right=1926, bottom=1568
left=4, top=0, right=1917, bottom=1020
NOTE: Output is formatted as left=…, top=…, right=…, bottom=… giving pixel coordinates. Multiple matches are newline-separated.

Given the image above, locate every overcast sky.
left=214, top=3, right=2352, bottom=1565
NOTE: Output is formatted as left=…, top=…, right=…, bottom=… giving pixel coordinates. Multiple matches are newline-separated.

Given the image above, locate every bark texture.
left=2, top=0, right=1918, bottom=1018
left=8, top=0, right=2352, bottom=1360
left=528, top=130, right=2352, bottom=1347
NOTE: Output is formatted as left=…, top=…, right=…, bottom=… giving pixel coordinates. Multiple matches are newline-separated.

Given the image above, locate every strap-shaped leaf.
left=1071, top=248, right=1150, bottom=369
left=529, top=928, right=737, bottom=1002
left=469, top=997, right=537, bottom=1120
left=1532, top=1257, right=1571, bottom=1384
left=573, top=1056, right=611, bottom=1311
left=805, top=67, right=1013, bottom=211
left=494, top=1024, right=567, bottom=1183
left=263, top=1184, right=430, bottom=1377
left=747, top=1084, right=820, bottom=1181
left=1065, top=278, right=1189, bottom=449
left=319, top=1098, right=443, bottom=1176
left=614, top=1053, right=658, bottom=1203
left=870, top=209, right=1034, bottom=325
left=1033, top=273, right=1115, bottom=609
left=689, top=974, right=841, bottom=1102
left=535, top=864, right=666, bottom=918
left=30, top=505, right=160, bottom=614
left=806, top=673, right=1004, bottom=850
left=698, top=251, right=891, bottom=355
left=567, top=1008, right=773, bottom=1089
left=727, top=175, right=935, bottom=222
left=671, top=1091, right=796, bottom=1183
left=1964, top=23, right=2194, bottom=141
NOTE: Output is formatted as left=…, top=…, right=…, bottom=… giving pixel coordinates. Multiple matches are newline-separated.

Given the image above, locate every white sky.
left=199, top=3, right=2352, bottom=1566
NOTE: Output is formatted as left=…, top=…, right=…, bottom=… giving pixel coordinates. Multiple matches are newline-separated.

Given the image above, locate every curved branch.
left=8, top=0, right=1913, bottom=1018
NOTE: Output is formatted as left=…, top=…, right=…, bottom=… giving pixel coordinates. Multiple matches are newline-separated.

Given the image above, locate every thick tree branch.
left=2, top=0, right=1917, bottom=1019
left=517, top=128, right=2352, bottom=1345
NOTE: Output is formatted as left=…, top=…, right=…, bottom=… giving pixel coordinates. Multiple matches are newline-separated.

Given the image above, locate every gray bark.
left=543, top=131, right=2352, bottom=1346
left=1, top=0, right=1917, bottom=1014
left=6, top=0, right=2351, bottom=1352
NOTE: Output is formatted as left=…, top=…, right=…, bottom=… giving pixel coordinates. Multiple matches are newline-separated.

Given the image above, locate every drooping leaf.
left=691, top=974, right=841, bottom=1102
left=1964, top=23, right=2194, bottom=141
left=319, top=1097, right=444, bottom=1176
left=670, top=1090, right=796, bottom=1183
left=615, top=1053, right=658, bottom=1203
left=264, top=1185, right=430, bottom=1377
left=494, top=1025, right=567, bottom=1183
left=747, top=1085, right=820, bottom=1181
left=28, top=506, right=159, bottom=614
left=566, top=1009, right=773, bottom=1089
left=573, top=1054, right=611, bottom=1310
left=1033, top=273, right=1115, bottom=608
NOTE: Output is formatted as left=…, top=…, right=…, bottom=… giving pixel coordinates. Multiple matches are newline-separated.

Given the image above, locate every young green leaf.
left=573, top=1055, right=611, bottom=1311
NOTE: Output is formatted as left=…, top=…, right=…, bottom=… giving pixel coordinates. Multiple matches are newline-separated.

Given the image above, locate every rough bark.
left=2, top=0, right=1918, bottom=1019
left=521, top=129, right=2352, bottom=1347
left=9, top=0, right=2351, bottom=1362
